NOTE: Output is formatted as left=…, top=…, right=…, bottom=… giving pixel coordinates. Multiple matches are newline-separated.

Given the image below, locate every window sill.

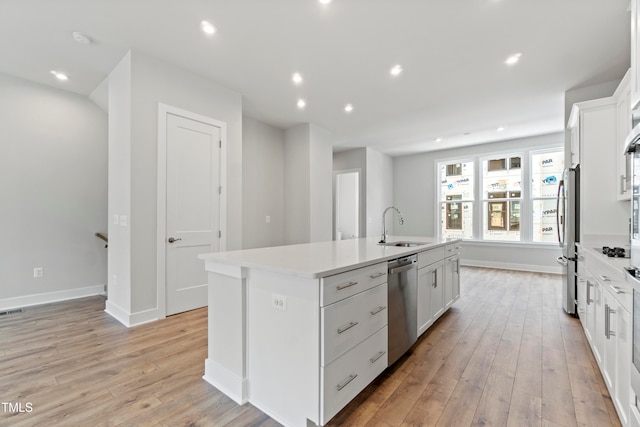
left=458, top=240, right=561, bottom=249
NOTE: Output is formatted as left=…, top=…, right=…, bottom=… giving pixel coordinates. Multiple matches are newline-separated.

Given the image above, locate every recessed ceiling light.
left=50, top=70, right=69, bottom=81
left=390, top=64, right=403, bottom=77
left=319, top=0, right=332, bottom=4
left=201, top=20, right=216, bottom=35
left=504, top=53, right=522, bottom=66
left=292, top=72, right=303, bottom=85
left=297, top=99, right=306, bottom=109
left=71, top=31, right=91, bottom=44
left=344, top=104, right=353, bottom=113
left=497, top=126, right=505, bottom=132
left=435, top=138, right=443, bottom=142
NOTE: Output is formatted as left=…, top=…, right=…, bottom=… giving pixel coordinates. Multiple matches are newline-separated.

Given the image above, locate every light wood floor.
left=0, top=267, right=622, bottom=426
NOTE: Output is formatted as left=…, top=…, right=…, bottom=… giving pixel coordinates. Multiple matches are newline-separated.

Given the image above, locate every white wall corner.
left=105, top=300, right=159, bottom=327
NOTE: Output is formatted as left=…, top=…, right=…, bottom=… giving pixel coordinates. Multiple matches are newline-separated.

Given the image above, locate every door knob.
left=168, top=237, right=182, bottom=243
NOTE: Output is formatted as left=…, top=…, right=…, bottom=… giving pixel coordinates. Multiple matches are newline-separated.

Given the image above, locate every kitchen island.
left=198, top=236, right=461, bottom=427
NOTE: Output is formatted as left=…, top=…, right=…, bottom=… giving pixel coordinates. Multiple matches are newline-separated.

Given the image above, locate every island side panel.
left=203, top=263, right=248, bottom=404
left=247, top=268, right=321, bottom=427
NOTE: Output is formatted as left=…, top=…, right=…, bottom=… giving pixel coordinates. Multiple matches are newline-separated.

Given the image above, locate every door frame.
left=156, top=103, right=228, bottom=319
left=333, top=168, right=361, bottom=240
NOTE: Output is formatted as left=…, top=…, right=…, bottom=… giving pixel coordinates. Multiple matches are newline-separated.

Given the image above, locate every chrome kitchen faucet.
left=380, top=206, right=404, bottom=243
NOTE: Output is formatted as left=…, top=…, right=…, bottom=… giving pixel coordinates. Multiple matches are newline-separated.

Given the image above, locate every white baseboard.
left=0, top=285, right=105, bottom=311
left=104, top=300, right=159, bottom=328
left=203, top=358, right=248, bottom=405
left=462, top=260, right=563, bottom=274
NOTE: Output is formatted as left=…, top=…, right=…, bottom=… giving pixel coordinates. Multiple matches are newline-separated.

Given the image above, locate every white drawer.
left=321, top=326, right=388, bottom=425
left=445, top=242, right=462, bottom=256
left=583, top=250, right=632, bottom=312
left=418, top=246, right=445, bottom=269
left=321, top=283, right=387, bottom=366
left=321, top=262, right=387, bottom=306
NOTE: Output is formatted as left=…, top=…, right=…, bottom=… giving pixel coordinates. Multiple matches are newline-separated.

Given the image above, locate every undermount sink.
left=380, top=241, right=426, bottom=247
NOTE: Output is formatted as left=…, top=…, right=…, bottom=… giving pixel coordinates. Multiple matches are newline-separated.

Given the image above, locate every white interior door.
left=166, top=112, right=220, bottom=315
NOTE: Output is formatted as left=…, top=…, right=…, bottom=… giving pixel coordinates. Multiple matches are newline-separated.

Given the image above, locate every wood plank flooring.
left=0, top=267, right=621, bottom=426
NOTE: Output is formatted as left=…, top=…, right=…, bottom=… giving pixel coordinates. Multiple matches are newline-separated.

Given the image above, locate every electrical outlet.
left=33, top=267, right=43, bottom=278
left=271, top=294, right=287, bottom=311
left=266, top=215, right=271, bottom=223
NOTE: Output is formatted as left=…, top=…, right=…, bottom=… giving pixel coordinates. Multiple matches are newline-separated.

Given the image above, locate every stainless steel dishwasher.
left=387, top=254, right=418, bottom=365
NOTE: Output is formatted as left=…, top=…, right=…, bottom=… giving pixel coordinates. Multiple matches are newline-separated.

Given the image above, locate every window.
left=482, top=155, right=522, bottom=241
left=531, top=150, right=565, bottom=243
left=436, top=147, right=563, bottom=243
left=439, top=160, right=474, bottom=239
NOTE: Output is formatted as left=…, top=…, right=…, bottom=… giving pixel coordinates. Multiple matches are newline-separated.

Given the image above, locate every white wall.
left=283, top=123, right=333, bottom=244
left=335, top=172, right=359, bottom=239
left=107, top=50, right=243, bottom=324
left=394, top=133, right=564, bottom=273
left=284, top=124, right=311, bottom=244
left=333, top=148, right=367, bottom=238
left=107, top=53, right=133, bottom=313
left=0, top=73, right=108, bottom=309
left=366, top=148, right=395, bottom=239
left=242, top=116, right=285, bottom=249
left=309, top=124, right=333, bottom=242
left=332, top=147, right=394, bottom=239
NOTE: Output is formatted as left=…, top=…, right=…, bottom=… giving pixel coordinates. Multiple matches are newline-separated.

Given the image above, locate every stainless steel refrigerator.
left=556, top=165, right=580, bottom=315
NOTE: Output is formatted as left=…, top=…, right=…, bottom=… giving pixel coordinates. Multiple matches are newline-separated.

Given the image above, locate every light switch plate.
left=119, top=215, right=128, bottom=227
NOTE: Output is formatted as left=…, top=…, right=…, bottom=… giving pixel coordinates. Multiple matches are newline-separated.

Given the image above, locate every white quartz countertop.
left=578, top=242, right=631, bottom=273
left=199, top=236, right=459, bottom=279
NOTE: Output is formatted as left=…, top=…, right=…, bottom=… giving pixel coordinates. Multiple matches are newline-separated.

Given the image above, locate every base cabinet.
left=203, top=239, right=462, bottom=427
left=444, top=243, right=461, bottom=309
left=417, top=244, right=460, bottom=337
left=417, top=260, right=443, bottom=335
left=577, top=247, right=632, bottom=426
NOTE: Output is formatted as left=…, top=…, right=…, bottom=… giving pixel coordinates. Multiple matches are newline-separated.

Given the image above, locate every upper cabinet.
left=631, top=0, right=640, bottom=110
left=567, top=97, right=630, bottom=240
left=615, top=69, right=632, bottom=200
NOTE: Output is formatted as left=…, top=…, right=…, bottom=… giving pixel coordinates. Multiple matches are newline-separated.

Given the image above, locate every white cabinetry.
left=568, top=98, right=629, bottom=241
left=320, top=262, right=388, bottom=424
left=417, top=243, right=460, bottom=336
left=615, top=69, right=632, bottom=201
left=444, top=243, right=461, bottom=309
left=631, top=0, right=640, bottom=110
left=578, top=246, right=632, bottom=426
left=202, top=238, right=462, bottom=427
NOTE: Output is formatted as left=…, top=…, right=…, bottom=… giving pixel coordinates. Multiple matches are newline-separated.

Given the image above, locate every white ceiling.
left=0, top=0, right=630, bottom=155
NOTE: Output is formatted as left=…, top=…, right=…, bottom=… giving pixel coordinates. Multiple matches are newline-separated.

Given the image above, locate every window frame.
left=479, top=151, right=525, bottom=241
left=437, top=158, right=476, bottom=240
left=435, top=145, right=563, bottom=244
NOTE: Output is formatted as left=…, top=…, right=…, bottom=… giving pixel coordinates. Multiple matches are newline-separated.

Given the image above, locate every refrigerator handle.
left=556, top=179, right=565, bottom=246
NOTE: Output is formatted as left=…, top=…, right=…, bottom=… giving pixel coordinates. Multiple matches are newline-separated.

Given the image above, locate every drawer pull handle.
left=370, top=272, right=386, bottom=279
left=370, top=351, right=386, bottom=364
left=336, top=374, right=358, bottom=391
left=337, top=321, right=358, bottom=334
left=599, top=275, right=610, bottom=282
left=370, top=306, right=386, bottom=316
left=337, top=281, right=358, bottom=291
left=608, top=283, right=622, bottom=294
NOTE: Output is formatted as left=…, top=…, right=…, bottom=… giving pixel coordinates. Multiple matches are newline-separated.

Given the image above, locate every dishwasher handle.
left=389, top=263, right=416, bottom=275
